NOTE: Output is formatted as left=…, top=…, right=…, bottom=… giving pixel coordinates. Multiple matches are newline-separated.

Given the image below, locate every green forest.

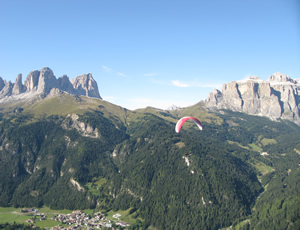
left=0, top=104, right=299, bottom=229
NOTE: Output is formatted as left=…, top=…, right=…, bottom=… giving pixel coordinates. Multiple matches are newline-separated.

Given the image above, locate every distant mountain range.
left=205, top=72, right=300, bottom=125
left=0, top=67, right=101, bottom=104
left=1, top=68, right=299, bottom=125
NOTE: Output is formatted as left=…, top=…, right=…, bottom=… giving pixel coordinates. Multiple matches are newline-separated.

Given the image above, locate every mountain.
left=0, top=67, right=101, bottom=104
left=167, top=104, right=180, bottom=110
left=0, top=69, right=299, bottom=229
left=205, top=72, right=300, bottom=125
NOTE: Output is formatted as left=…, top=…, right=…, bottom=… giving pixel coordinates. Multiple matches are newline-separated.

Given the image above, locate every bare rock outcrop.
left=24, top=70, right=40, bottom=92
left=0, top=81, right=13, bottom=98
left=0, top=67, right=102, bottom=103
left=268, top=73, right=299, bottom=121
left=12, top=74, right=24, bottom=95
left=0, top=77, right=5, bottom=91
left=37, top=67, right=58, bottom=94
left=71, top=73, right=101, bottom=98
left=62, top=114, right=99, bottom=138
left=58, top=75, right=74, bottom=94
left=268, top=72, right=296, bottom=84
left=206, top=73, right=300, bottom=125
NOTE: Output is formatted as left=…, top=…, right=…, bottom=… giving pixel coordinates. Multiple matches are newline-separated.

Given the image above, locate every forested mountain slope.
left=0, top=94, right=299, bottom=229
left=106, top=113, right=262, bottom=229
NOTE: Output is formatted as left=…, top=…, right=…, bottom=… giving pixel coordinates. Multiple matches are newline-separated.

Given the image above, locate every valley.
left=0, top=207, right=139, bottom=229
left=0, top=70, right=299, bottom=229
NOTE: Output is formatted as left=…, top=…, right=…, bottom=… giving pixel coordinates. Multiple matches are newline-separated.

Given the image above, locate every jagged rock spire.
left=0, top=67, right=102, bottom=102
left=12, top=74, right=24, bottom=95
left=71, top=73, right=101, bottom=98
left=24, top=70, right=40, bottom=92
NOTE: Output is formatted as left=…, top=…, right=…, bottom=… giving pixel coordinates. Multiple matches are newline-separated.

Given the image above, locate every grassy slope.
left=1, top=93, right=220, bottom=131
left=24, top=94, right=127, bottom=118
left=0, top=93, right=135, bottom=127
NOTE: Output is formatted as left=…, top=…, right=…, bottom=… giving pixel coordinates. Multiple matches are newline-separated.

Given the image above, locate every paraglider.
left=175, top=116, right=203, bottom=133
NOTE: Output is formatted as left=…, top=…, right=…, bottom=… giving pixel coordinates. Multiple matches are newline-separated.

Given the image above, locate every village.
left=22, top=208, right=132, bottom=229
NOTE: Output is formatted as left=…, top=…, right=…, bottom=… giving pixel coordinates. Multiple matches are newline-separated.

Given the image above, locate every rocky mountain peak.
left=267, top=72, right=294, bottom=83
left=71, top=73, right=101, bottom=98
left=0, top=81, right=13, bottom=98
left=37, top=67, right=58, bottom=94
left=24, top=70, right=40, bottom=92
left=0, top=77, right=6, bottom=92
left=167, top=105, right=180, bottom=110
left=0, top=67, right=102, bottom=103
left=12, top=74, right=24, bottom=95
left=206, top=72, right=300, bottom=125
left=58, top=75, right=74, bottom=94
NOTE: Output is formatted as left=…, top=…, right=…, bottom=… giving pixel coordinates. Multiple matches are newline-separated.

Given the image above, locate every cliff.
left=0, top=67, right=102, bottom=103
left=206, top=73, right=300, bottom=125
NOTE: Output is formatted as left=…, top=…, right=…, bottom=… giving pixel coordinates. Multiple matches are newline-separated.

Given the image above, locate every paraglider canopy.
left=175, top=116, right=203, bottom=133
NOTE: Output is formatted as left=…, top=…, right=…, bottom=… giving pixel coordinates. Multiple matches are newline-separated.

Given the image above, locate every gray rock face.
left=0, top=81, right=13, bottom=98
left=0, top=67, right=102, bottom=102
left=0, top=77, right=6, bottom=92
left=12, top=74, right=24, bottom=95
left=206, top=73, right=300, bottom=125
left=24, top=70, right=40, bottom=92
left=58, top=75, right=74, bottom=94
left=268, top=72, right=296, bottom=83
left=37, top=67, right=58, bottom=94
left=71, top=73, right=101, bottom=98
left=167, top=105, right=180, bottom=110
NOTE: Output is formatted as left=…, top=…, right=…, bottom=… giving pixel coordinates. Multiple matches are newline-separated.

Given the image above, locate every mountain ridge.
left=1, top=68, right=299, bottom=126
left=205, top=72, right=300, bottom=125
left=0, top=81, right=299, bottom=229
left=0, top=67, right=101, bottom=104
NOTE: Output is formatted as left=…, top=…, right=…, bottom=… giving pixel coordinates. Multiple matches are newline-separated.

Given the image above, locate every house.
left=32, top=209, right=39, bottom=213
left=25, top=218, right=35, bottom=224
left=112, top=213, right=122, bottom=219
left=72, top=210, right=83, bottom=215
left=39, top=216, right=46, bottom=221
left=116, top=221, right=131, bottom=227
left=21, top=208, right=38, bottom=213
left=105, top=223, right=112, bottom=228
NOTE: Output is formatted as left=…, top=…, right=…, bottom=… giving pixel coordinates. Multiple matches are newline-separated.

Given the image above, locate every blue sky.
left=0, top=0, right=299, bottom=110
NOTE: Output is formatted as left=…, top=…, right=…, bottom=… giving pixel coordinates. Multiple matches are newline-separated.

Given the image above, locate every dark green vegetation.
left=0, top=222, right=41, bottom=230
left=0, top=95, right=299, bottom=229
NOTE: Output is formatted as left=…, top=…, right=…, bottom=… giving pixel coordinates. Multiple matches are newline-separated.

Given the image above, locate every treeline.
left=0, top=222, right=41, bottom=230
